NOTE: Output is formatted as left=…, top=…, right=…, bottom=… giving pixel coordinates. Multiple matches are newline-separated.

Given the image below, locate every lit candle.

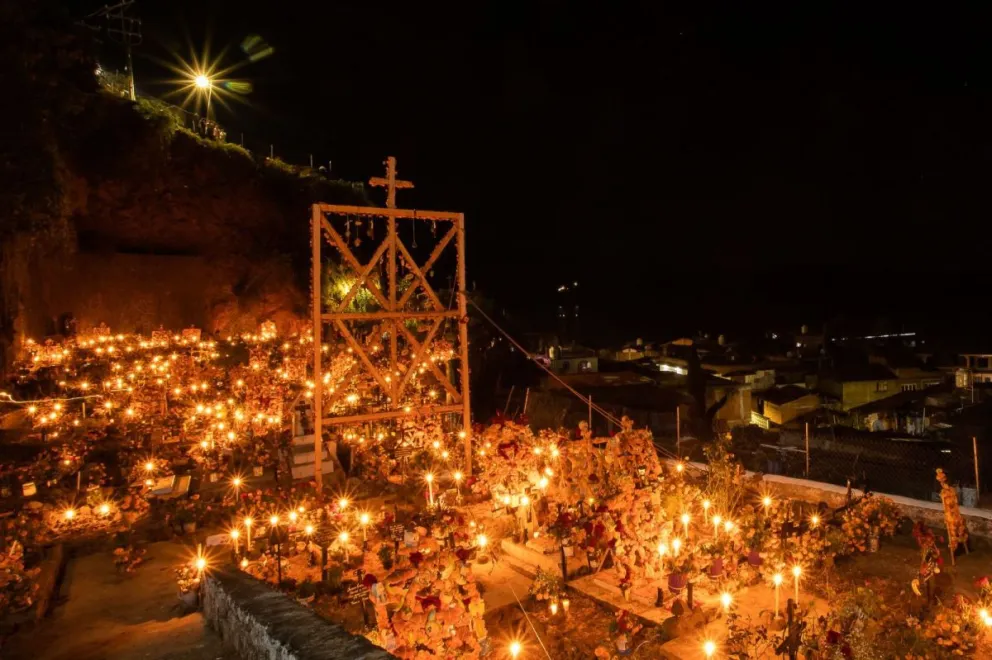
left=773, top=573, right=783, bottom=618
left=549, top=601, right=558, bottom=615
left=672, top=537, right=682, bottom=557
left=681, top=513, right=690, bottom=539
left=425, top=473, right=435, bottom=506
left=792, top=565, right=802, bottom=603
left=762, top=496, right=772, bottom=514
left=453, top=471, right=463, bottom=496
left=720, top=591, right=732, bottom=612
left=509, top=640, right=522, bottom=659
left=338, top=498, right=349, bottom=511
left=359, top=512, right=370, bottom=542
left=244, top=517, right=253, bottom=549
left=810, top=514, right=820, bottom=528
left=562, top=598, right=570, bottom=613
left=712, top=514, right=722, bottom=540
left=702, top=499, right=711, bottom=524
left=657, top=542, right=668, bottom=570
left=230, top=528, right=240, bottom=554
left=703, top=640, right=716, bottom=658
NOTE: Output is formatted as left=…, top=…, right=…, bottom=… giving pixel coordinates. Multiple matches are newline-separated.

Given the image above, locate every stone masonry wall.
left=202, top=566, right=391, bottom=660
left=668, top=459, right=992, bottom=543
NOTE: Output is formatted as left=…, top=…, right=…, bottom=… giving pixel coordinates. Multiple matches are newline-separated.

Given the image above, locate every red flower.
left=976, top=576, right=990, bottom=588
left=362, top=573, right=378, bottom=588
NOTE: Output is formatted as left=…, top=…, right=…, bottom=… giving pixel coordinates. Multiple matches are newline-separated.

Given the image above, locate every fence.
left=97, top=69, right=335, bottom=178
left=656, top=426, right=986, bottom=509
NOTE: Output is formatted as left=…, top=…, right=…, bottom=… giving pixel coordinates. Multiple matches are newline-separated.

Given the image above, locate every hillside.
left=0, top=0, right=369, bottom=364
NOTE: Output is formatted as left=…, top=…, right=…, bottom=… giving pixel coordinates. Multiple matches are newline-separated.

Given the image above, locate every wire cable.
left=466, top=297, right=680, bottom=460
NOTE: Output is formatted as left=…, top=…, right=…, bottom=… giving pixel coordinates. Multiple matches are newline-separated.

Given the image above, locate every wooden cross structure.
left=310, top=157, right=472, bottom=489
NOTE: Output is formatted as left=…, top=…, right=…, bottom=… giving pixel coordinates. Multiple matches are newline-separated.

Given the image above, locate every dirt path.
left=3, top=541, right=232, bottom=660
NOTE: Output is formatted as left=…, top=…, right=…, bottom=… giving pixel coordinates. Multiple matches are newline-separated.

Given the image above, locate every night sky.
left=80, top=0, right=992, bottom=344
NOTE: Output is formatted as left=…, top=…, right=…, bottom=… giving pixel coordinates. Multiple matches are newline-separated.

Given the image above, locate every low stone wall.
left=762, top=472, right=992, bottom=542
left=202, top=566, right=391, bottom=660
left=669, top=459, right=992, bottom=542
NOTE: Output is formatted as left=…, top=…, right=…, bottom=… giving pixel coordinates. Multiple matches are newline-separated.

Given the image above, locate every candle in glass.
left=773, top=573, right=783, bottom=618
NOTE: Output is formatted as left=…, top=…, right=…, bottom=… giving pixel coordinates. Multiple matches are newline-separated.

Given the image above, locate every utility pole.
left=84, top=1, right=142, bottom=101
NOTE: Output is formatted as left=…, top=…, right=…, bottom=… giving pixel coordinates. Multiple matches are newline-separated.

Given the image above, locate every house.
left=760, top=386, right=821, bottom=425
left=547, top=346, right=598, bottom=374
left=957, top=353, right=992, bottom=387
left=817, top=363, right=902, bottom=411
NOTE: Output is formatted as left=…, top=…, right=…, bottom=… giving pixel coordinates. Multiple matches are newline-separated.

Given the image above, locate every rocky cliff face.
left=1, top=0, right=368, bottom=357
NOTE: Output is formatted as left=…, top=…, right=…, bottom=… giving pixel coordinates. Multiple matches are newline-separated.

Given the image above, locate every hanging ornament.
left=345, top=217, right=352, bottom=244
left=431, top=220, right=437, bottom=237
left=369, top=218, right=375, bottom=239
left=412, top=220, right=418, bottom=249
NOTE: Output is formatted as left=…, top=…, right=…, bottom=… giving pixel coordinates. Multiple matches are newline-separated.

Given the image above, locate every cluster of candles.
left=228, top=497, right=374, bottom=554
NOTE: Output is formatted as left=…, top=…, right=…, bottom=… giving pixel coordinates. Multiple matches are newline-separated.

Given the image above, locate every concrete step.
left=291, top=461, right=336, bottom=480
left=291, top=444, right=330, bottom=466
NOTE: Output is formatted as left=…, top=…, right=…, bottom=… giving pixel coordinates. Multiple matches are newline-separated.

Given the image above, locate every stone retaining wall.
left=202, top=566, right=391, bottom=660
left=669, top=459, right=992, bottom=542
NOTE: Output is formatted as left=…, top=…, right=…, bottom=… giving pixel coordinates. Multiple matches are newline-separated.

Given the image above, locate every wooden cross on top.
left=368, top=156, right=414, bottom=209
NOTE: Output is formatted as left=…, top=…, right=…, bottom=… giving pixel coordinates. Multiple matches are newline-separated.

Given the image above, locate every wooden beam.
left=456, top=214, right=472, bottom=474
left=336, top=239, right=389, bottom=312
left=395, top=318, right=443, bottom=398
left=322, top=310, right=459, bottom=321
left=333, top=320, right=392, bottom=395
left=322, top=404, right=463, bottom=426
left=320, top=217, right=389, bottom=309
left=398, top=322, right=462, bottom=403
left=395, top=236, right=445, bottom=311
left=398, top=226, right=456, bottom=308
left=317, top=204, right=461, bottom=221
left=311, top=205, right=323, bottom=491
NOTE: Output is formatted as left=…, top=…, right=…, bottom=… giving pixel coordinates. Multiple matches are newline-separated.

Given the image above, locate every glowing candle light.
left=762, top=496, right=772, bottom=513
left=289, top=511, right=298, bottom=524
left=712, top=514, right=722, bottom=539
left=672, top=537, right=682, bottom=557
left=244, top=517, right=253, bottom=549
left=702, top=499, right=711, bottom=524
left=230, top=528, right=240, bottom=554
left=338, top=497, right=349, bottom=511
left=509, top=641, right=522, bottom=659
left=703, top=640, right=716, bottom=658
left=339, top=530, right=350, bottom=544
left=359, top=512, right=370, bottom=541
left=453, top=470, right=463, bottom=496
left=720, top=591, right=732, bottom=612
left=550, top=601, right=558, bottom=615
left=773, top=573, right=783, bottom=618
left=681, top=512, right=690, bottom=539
left=144, top=461, right=154, bottom=472
left=305, top=524, right=314, bottom=536
left=195, top=556, right=207, bottom=573
left=792, top=565, right=802, bottom=603
left=240, top=557, right=249, bottom=569
left=64, top=508, right=76, bottom=520
left=425, top=473, right=435, bottom=506
left=562, top=598, right=570, bottom=613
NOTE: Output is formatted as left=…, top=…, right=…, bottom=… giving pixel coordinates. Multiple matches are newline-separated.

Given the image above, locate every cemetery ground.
left=2, top=540, right=231, bottom=660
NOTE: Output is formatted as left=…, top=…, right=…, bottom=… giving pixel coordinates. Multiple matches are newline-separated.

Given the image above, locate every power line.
left=83, top=1, right=142, bottom=101
left=466, top=296, right=679, bottom=460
